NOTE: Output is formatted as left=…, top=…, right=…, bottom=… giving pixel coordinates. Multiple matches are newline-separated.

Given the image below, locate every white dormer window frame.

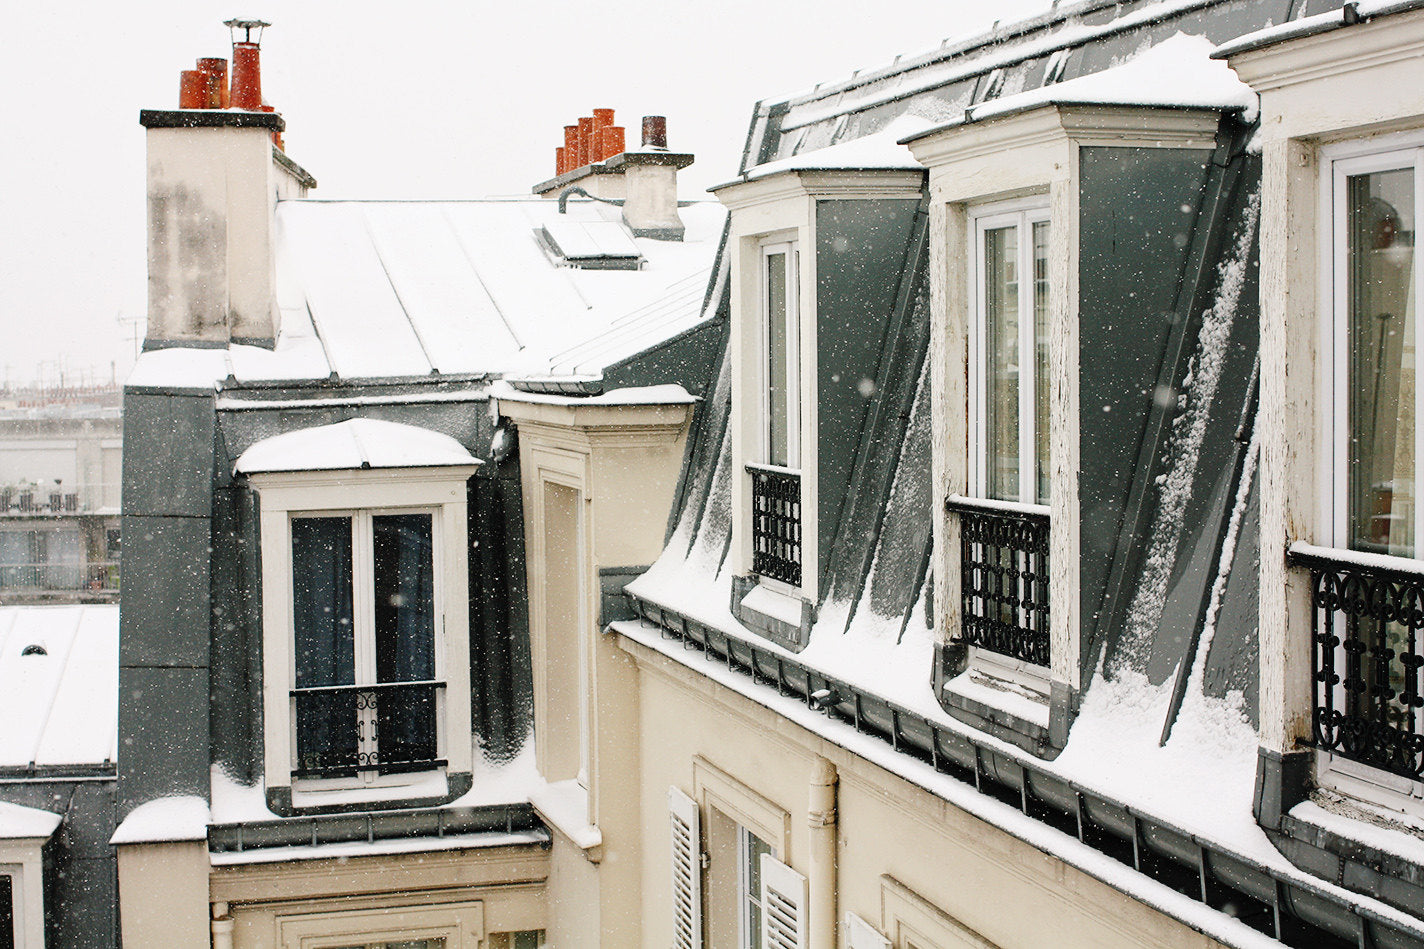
left=247, top=465, right=477, bottom=810
left=908, top=102, right=1223, bottom=742
left=716, top=168, right=925, bottom=616
left=760, top=239, right=802, bottom=473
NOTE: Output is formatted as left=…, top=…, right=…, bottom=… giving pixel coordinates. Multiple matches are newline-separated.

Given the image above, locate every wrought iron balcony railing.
left=946, top=495, right=1050, bottom=667
left=748, top=463, right=801, bottom=587
left=0, top=561, right=119, bottom=593
left=0, top=482, right=121, bottom=514
left=1289, top=543, right=1424, bottom=783
left=291, top=680, right=445, bottom=779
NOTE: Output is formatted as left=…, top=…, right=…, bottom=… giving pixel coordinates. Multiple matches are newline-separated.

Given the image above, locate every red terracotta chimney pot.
left=196, top=57, right=229, bottom=108
left=230, top=41, right=263, bottom=111
left=577, top=116, right=594, bottom=169
left=557, top=146, right=568, bottom=176
left=600, top=126, right=625, bottom=160
left=592, top=108, right=614, bottom=160
left=564, top=125, right=579, bottom=170
left=179, top=70, right=207, bottom=109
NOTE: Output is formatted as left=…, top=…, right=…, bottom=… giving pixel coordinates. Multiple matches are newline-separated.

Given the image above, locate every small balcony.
left=946, top=495, right=1050, bottom=668
left=1288, top=544, right=1424, bottom=783
left=748, top=463, right=802, bottom=588
left=291, top=680, right=446, bottom=779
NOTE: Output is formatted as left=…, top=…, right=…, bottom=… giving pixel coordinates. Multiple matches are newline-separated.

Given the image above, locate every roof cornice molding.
left=713, top=167, right=924, bottom=210
left=1224, top=7, right=1424, bottom=94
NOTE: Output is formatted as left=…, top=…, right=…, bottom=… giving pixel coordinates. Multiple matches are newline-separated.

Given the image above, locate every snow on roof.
left=109, top=795, right=210, bottom=845
left=902, top=33, right=1257, bottom=145
left=127, top=198, right=724, bottom=389
left=0, top=605, right=118, bottom=769
left=716, top=115, right=932, bottom=188
left=489, top=381, right=696, bottom=408
left=0, top=800, right=62, bottom=840
left=233, top=418, right=479, bottom=475
left=774, top=0, right=1220, bottom=134
left=1213, top=0, right=1424, bottom=60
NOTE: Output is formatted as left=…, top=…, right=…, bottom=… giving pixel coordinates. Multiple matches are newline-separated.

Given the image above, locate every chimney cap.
left=224, top=18, right=270, bottom=42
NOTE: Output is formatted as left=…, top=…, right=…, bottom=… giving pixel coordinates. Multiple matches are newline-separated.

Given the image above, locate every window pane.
left=0, top=874, right=12, bottom=949
left=373, top=513, right=437, bottom=772
left=1034, top=220, right=1052, bottom=503
left=373, top=513, right=435, bottom=683
left=292, top=517, right=354, bottom=688
left=1347, top=167, right=1417, bottom=556
left=766, top=251, right=791, bottom=467
left=292, top=517, right=356, bottom=776
left=985, top=225, right=1020, bottom=500
left=741, top=828, right=772, bottom=949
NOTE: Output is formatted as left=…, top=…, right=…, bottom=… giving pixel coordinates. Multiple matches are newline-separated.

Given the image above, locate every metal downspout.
left=808, top=756, right=839, bottom=949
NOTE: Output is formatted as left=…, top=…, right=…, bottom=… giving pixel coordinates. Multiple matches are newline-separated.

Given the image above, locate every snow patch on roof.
left=126, top=347, right=228, bottom=391
left=724, top=115, right=932, bottom=187
left=110, top=796, right=210, bottom=845
left=0, top=800, right=62, bottom=840
left=0, top=604, right=118, bottom=768
left=965, top=33, right=1257, bottom=123
left=234, top=418, right=479, bottom=475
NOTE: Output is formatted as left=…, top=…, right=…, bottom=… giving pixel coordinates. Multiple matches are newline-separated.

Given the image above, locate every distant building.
left=0, top=387, right=121, bottom=604
left=0, top=604, right=118, bottom=949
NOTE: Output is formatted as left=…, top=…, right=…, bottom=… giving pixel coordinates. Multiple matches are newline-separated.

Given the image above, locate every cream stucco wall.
left=622, top=633, right=1233, bottom=949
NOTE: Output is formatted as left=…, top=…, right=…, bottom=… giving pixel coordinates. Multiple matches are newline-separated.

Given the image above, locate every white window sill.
left=1314, top=752, right=1424, bottom=823
left=740, top=582, right=804, bottom=628
left=530, top=779, right=602, bottom=852
left=291, top=771, right=449, bottom=810
left=942, top=663, right=1050, bottom=732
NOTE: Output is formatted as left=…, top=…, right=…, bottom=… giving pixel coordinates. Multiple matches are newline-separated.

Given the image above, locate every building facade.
left=102, top=3, right=1424, bottom=949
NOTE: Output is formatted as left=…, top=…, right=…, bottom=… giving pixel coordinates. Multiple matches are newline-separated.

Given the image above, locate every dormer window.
left=237, top=418, right=479, bottom=814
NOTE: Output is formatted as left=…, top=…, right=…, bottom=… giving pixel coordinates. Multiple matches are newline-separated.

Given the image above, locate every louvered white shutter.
left=668, top=786, right=703, bottom=949
left=760, top=854, right=809, bottom=949
left=845, top=911, right=890, bottom=949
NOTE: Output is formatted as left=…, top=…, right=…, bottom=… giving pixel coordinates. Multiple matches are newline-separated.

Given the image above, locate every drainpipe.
left=211, top=901, right=234, bottom=949
left=808, top=756, right=838, bottom=949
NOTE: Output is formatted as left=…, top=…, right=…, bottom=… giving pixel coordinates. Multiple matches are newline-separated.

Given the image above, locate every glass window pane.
left=292, top=517, right=354, bottom=688
left=1034, top=220, right=1052, bottom=503
left=985, top=225, right=1020, bottom=500
left=0, top=874, right=12, bottom=949
left=292, top=517, right=356, bottom=776
left=1347, top=167, right=1417, bottom=556
left=766, top=251, right=791, bottom=467
left=373, top=513, right=437, bottom=773
left=373, top=513, right=435, bottom=683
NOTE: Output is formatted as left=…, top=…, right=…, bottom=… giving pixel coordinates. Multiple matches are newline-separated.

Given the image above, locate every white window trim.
left=1315, top=131, right=1424, bottom=811
left=968, top=198, right=1051, bottom=506
left=250, top=466, right=477, bottom=805
left=275, top=899, right=484, bottom=949
left=0, top=841, right=46, bottom=949
left=880, top=875, right=997, bottom=949
left=760, top=240, right=801, bottom=471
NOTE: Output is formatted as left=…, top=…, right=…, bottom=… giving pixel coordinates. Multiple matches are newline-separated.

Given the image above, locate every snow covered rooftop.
left=130, top=198, right=724, bottom=389
left=234, top=418, right=479, bottom=475
left=900, top=33, right=1257, bottom=145
left=0, top=604, right=118, bottom=770
left=714, top=116, right=932, bottom=189
left=0, top=800, right=62, bottom=840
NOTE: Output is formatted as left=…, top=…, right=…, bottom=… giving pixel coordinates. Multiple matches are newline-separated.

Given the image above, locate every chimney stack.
left=141, top=18, right=316, bottom=350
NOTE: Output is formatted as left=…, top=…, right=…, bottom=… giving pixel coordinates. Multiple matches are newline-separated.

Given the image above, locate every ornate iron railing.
left=748, top=464, right=801, bottom=587
left=1289, top=545, right=1424, bottom=782
left=291, top=680, right=445, bottom=779
left=947, top=495, right=1050, bottom=667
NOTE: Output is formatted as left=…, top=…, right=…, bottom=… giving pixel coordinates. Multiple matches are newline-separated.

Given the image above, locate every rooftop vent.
left=537, top=220, right=644, bottom=270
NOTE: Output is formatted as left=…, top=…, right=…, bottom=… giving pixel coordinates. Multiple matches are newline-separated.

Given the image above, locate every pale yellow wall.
left=116, top=841, right=210, bottom=949
left=545, top=833, right=602, bottom=949
left=212, top=844, right=548, bottom=949
left=624, top=634, right=1232, bottom=949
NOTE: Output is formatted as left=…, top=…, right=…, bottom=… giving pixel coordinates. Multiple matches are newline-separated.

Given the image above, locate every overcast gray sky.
left=0, top=1, right=1048, bottom=387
